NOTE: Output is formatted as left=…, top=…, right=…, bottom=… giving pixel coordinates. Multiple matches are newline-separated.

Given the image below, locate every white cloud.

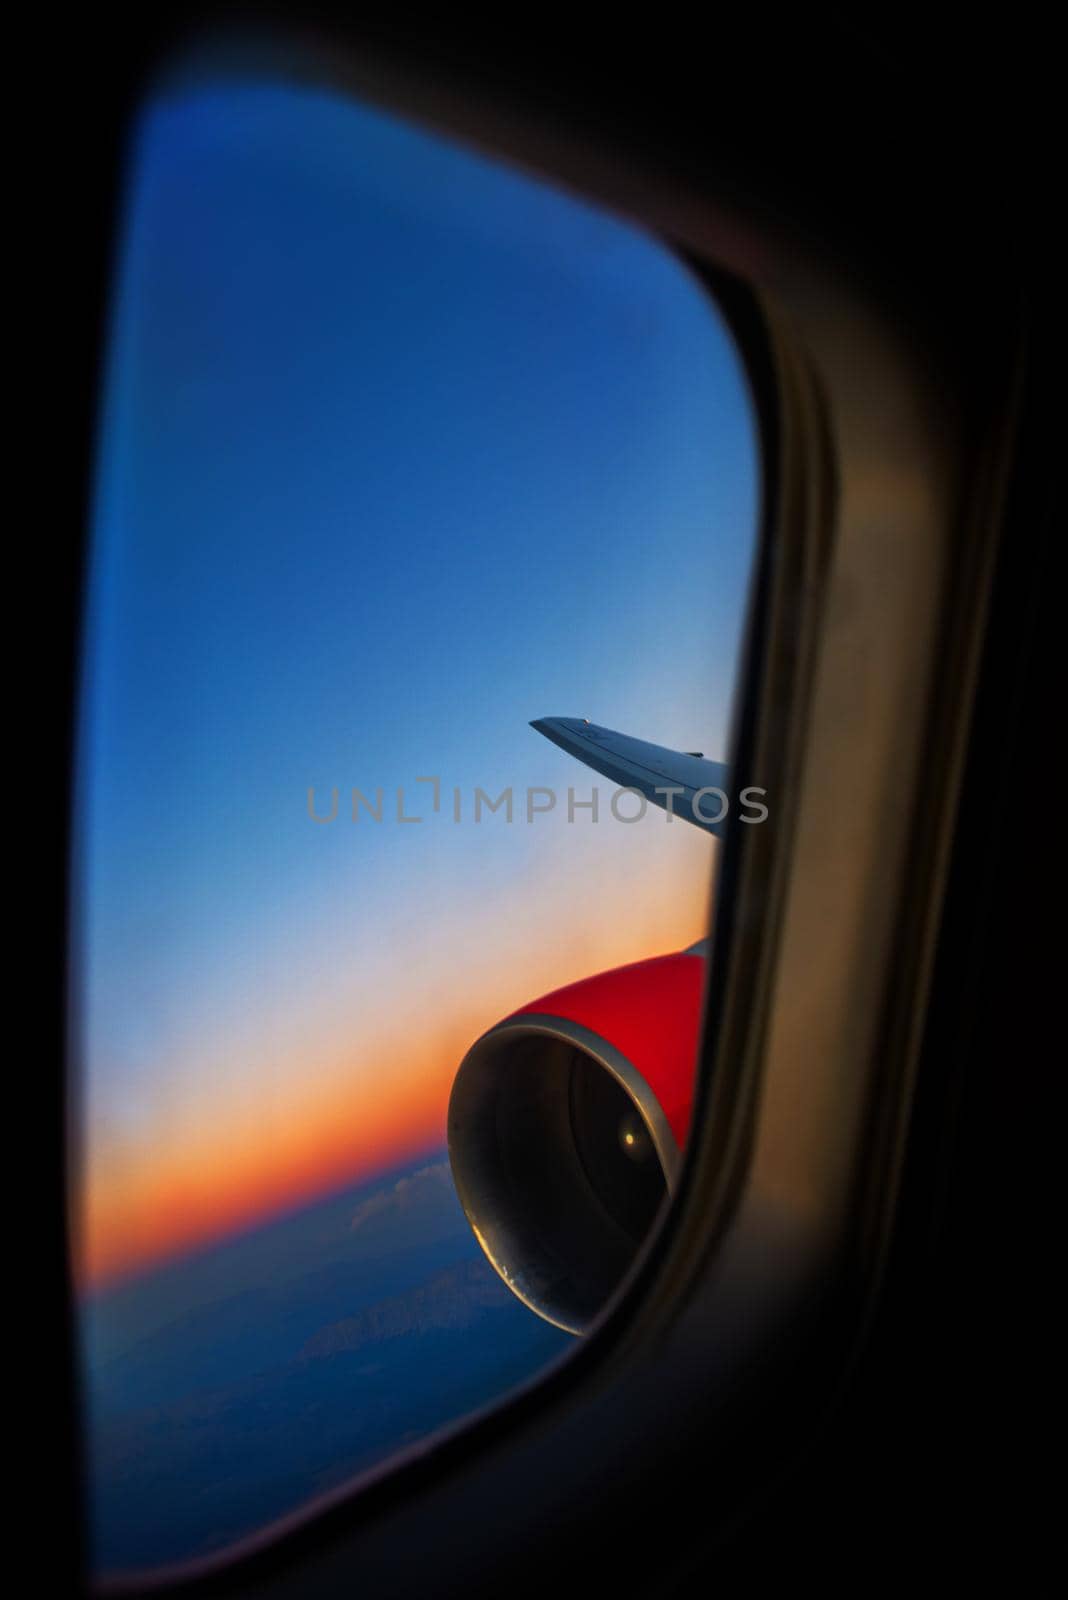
left=350, top=1161, right=451, bottom=1232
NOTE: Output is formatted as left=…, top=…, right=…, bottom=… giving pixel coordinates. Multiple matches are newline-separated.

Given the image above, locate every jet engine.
left=447, top=945, right=707, bottom=1334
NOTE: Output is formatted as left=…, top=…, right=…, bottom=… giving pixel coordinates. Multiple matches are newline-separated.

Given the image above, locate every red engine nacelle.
left=447, top=945, right=707, bottom=1333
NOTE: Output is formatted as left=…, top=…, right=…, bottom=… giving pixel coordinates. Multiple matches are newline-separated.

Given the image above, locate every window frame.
left=66, top=20, right=1020, bottom=1599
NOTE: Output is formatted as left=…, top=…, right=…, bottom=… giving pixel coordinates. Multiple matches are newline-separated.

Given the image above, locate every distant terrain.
left=83, top=1156, right=570, bottom=1573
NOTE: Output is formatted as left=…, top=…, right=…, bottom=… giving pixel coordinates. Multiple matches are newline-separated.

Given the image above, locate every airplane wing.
left=531, top=716, right=729, bottom=835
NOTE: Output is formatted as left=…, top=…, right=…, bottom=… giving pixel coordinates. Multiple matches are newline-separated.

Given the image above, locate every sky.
left=74, top=78, right=759, bottom=1291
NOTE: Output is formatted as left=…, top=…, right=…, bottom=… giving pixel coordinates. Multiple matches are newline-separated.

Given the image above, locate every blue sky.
left=77, top=79, right=759, bottom=1283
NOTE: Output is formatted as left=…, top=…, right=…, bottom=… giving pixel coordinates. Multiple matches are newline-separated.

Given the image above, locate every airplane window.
left=72, top=73, right=759, bottom=1578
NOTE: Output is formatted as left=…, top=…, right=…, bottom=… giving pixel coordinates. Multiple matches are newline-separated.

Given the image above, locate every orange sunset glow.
left=78, top=825, right=718, bottom=1290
